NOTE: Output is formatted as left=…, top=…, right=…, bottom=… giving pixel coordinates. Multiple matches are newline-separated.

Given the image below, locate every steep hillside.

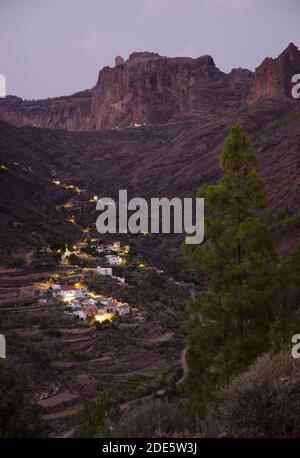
left=1, top=95, right=300, bottom=253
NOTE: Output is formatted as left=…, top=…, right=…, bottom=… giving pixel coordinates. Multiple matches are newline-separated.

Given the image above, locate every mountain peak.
left=278, top=42, right=300, bottom=61
left=128, top=51, right=161, bottom=61
left=283, top=42, right=298, bottom=53
left=0, top=45, right=299, bottom=130
left=248, top=43, right=300, bottom=102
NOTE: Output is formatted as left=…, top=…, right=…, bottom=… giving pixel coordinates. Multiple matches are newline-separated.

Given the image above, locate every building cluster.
left=91, top=266, right=126, bottom=284
left=92, top=241, right=130, bottom=256
left=51, top=284, right=130, bottom=322
left=89, top=240, right=130, bottom=282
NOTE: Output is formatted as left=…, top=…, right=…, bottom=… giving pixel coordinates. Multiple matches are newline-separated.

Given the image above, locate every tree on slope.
left=185, top=125, right=276, bottom=405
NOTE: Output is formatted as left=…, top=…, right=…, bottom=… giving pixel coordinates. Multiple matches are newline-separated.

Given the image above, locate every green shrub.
left=0, top=362, right=42, bottom=437
left=78, top=391, right=120, bottom=437
left=205, top=350, right=300, bottom=437
left=108, top=400, right=189, bottom=438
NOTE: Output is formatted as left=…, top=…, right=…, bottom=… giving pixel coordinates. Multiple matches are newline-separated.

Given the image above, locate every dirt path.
left=176, top=346, right=188, bottom=386
left=147, top=332, right=174, bottom=345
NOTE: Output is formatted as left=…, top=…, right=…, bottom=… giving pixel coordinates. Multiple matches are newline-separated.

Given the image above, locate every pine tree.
left=185, top=125, right=276, bottom=403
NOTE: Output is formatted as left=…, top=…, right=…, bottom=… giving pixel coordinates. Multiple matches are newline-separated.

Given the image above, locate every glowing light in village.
left=94, top=312, right=113, bottom=324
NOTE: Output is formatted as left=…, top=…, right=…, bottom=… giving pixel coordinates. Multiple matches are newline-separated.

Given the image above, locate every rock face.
left=248, top=43, right=300, bottom=102
left=0, top=91, right=92, bottom=131
left=0, top=44, right=299, bottom=131
left=89, top=53, right=253, bottom=129
left=115, top=55, right=125, bottom=66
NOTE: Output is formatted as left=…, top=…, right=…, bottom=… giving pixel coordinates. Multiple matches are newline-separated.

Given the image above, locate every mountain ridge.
left=0, top=43, right=299, bottom=131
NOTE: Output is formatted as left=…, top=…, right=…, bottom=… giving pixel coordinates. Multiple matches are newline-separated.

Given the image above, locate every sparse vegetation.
left=204, top=351, right=300, bottom=438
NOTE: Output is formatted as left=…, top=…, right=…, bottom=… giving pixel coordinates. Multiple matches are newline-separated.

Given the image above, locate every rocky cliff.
left=89, top=52, right=253, bottom=129
left=0, top=44, right=299, bottom=131
left=248, top=43, right=300, bottom=102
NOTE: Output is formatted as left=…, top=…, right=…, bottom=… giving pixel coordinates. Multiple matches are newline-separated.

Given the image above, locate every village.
left=0, top=175, right=194, bottom=438
left=38, top=240, right=133, bottom=325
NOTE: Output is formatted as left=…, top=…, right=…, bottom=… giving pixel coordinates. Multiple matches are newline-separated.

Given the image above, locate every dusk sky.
left=1, top=0, right=299, bottom=99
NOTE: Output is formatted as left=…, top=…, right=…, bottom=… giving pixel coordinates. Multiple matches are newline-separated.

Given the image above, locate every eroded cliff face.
left=0, top=90, right=92, bottom=131
left=0, top=44, right=299, bottom=131
left=248, top=43, right=300, bottom=102
left=89, top=52, right=253, bottom=129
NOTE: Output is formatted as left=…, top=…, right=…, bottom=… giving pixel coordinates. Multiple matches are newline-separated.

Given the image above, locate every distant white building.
left=117, top=303, right=130, bottom=316
left=95, top=243, right=117, bottom=254
left=113, top=276, right=126, bottom=284
left=82, top=297, right=97, bottom=307
left=73, top=310, right=87, bottom=320
left=68, top=300, right=81, bottom=310
left=75, top=289, right=86, bottom=299
left=95, top=245, right=107, bottom=254
left=100, top=297, right=113, bottom=307
left=96, top=266, right=113, bottom=277
left=51, top=285, right=61, bottom=297
left=112, top=241, right=120, bottom=251
left=52, top=285, right=61, bottom=292
left=104, top=299, right=130, bottom=316
left=38, top=298, right=49, bottom=306
left=105, top=254, right=122, bottom=266
left=58, top=286, right=85, bottom=301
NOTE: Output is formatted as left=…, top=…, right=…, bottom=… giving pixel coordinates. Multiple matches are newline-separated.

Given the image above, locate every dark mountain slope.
left=1, top=94, right=300, bottom=253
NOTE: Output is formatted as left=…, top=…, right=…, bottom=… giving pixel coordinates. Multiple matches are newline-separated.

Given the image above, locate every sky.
left=0, top=0, right=299, bottom=100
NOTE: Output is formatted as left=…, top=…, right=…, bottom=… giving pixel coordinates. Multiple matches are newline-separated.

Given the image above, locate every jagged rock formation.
left=89, top=53, right=252, bottom=129
left=115, top=55, right=125, bottom=66
left=0, top=44, right=299, bottom=131
left=248, top=43, right=300, bottom=102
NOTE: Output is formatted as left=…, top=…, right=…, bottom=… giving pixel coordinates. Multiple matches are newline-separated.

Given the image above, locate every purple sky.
left=1, top=0, right=299, bottom=100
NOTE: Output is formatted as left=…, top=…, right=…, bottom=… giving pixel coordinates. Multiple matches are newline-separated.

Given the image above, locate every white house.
left=112, top=276, right=126, bottom=284
left=68, top=300, right=81, bottom=310
left=73, top=310, right=87, bottom=320
left=82, top=297, right=97, bottom=307
left=58, top=286, right=86, bottom=301
left=51, top=285, right=61, bottom=297
left=96, top=266, right=113, bottom=277
left=117, top=303, right=130, bottom=316
left=105, top=254, right=122, bottom=266
left=38, top=298, right=49, bottom=305
left=105, top=299, right=119, bottom=313
left=100, top=297, right=113, bottom=307
left=96, top=244, right=107, bottom=254
left=59, top=286, right=77, bottom=301
left=52, top=285, right=61, bottom=292
left=75, top=288, right=86, bottom=299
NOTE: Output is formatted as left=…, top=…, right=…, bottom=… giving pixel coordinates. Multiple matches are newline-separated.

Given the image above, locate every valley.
left=1, top=42, right=300, bottom=438
left=0, top=234, right=193, bottom=437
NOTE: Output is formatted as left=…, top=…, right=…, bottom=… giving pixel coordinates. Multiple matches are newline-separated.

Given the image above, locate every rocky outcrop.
left=0, top=44, right=299, bottom=131
left=0, top=91, right=92, bottom=131
left=248, top=43, right=300, bottom=102
left=89, top=53, right=252, bottom=129
left=0, top=52, right=253, bottom=131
